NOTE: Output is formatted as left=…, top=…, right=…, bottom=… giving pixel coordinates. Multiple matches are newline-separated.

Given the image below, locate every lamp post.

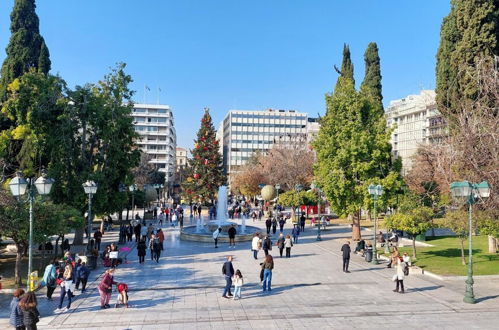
left=368, top=184, right=383, bottom=265
left=295, top=184, right=303, bottom=224
left=275, top=184, right=281, bottom=204
left=9, top=171, right=54, bottom=290
left=82, top=181, right=97, bottom=254
left=311, top=183, right=323, bottom=241
left=450, top=180, right=490, bottom=304
left=129, top=184, right=137, bottom=214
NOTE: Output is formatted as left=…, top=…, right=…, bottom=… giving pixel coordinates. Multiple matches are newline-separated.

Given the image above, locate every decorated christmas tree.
left=182, top=108, right=226, bottom=203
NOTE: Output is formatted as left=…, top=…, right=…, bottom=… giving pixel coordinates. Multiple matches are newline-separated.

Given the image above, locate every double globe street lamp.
left=450, top=180, right=490, bottom=304
left=310, top=183, right=323, bottom=241
left=82, top=181, right=97, bottom=257
left=9, top=171, right=54, bottom=290
left=368, top=184, right=383, bottom=265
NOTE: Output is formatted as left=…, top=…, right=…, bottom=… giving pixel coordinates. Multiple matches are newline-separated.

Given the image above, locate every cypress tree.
left=334, top=43, right=355, bottom=87
left=0, top=0, right=51, bottom=100
left=360, top=42, right=383, bottom=115
left=436, top=0, right=498, bottom=116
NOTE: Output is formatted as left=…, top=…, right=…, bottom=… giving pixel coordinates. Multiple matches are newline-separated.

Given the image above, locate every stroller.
left=115, top=282, right=129, bottom=308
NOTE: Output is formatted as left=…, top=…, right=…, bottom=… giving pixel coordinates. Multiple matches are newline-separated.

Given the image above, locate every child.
left=232, top=269, right=244, bottom=300
left=115, top=282, right=129, bottom=308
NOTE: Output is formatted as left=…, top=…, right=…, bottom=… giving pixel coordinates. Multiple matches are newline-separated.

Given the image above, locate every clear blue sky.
left=0, top=0, right=450, bottom=149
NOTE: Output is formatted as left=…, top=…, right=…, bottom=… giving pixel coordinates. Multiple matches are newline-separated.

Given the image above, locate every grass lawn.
left=381, top=236, right=499, bottom=276
left=0, top=253, right=56, bottom=289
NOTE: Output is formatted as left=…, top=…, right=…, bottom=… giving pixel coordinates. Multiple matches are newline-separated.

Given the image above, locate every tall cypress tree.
left=0, top=0, right=51, bottom=100
left=436, top=0, right=498, bottom=116
left=334, top=43, right=355, bottom=88
left=360, top=42, right=383, bottom=115
left=182, top=108, right=226, bottom=204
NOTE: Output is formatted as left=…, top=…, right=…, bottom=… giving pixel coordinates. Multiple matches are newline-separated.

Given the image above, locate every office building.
left=386, top=90, right=445, bottom=173
left=219, top=109, right=309, bottom=177
left=132, top=104, right=176, bottom=183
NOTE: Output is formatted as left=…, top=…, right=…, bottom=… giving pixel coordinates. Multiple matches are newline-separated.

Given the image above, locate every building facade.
left=219, top=109, right=309, bottom=177
left=132, top=104, right=176, bottom=183
left=386, top=90, right=444, bottom=173
left=176, top=147, right=188, bottom=168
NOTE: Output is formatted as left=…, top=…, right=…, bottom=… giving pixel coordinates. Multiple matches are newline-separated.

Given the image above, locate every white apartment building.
left=132, top=104, right=176, bottom=183
left=386, top=90, right=443, bottom=173
left=220, top=109, right=309, bottom=177
left=176, top=147, right=188, bottom=168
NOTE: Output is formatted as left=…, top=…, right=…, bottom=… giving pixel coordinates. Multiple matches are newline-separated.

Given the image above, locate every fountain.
left=180, top=185, right=260, bottom=242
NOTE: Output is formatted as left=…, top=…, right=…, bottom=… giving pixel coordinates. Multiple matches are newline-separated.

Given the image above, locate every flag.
left=145, top=85, right=150, bottom=91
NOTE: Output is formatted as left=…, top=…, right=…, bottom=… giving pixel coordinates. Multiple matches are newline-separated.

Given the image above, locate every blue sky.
left=0, top=0, right=450, bottom=148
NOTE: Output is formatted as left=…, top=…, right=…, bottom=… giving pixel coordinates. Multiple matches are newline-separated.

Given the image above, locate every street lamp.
left=9, top=170, right=54, bottom=290
left=295, top=184, right=303, bottom=224
left=129, top=184, right=137, bottom=213
left=311, top=183, right=323, bottom=241
left=450, top=180, right=490, bottom=304
left=82, top=180, right=97, bottom=255
left=368, top=184, right=383, bottom=265
left=275, top=184, right=281, bottom=205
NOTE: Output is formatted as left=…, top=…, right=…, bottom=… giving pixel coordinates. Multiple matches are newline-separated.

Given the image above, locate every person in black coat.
left=341, top=241, right=351, bottom=273
left=134, top=223, right=141, bottom=242
left=265, top=218, right=272, bottom=234
left=126, top=224, right=133, bottom=242
left=19, top=291, right=40, bottom=330
left=227, top=225, right=237, bottom=248
left=271, top=218, right=277, bottom=235
left=278, top=218, right=286, bottom=233
left=137, top=239, right=147, bottom=264
left=262, top=235, right=272, bottom=256
left=300, top=214, right=306, bottom=232
left=222, top=256, right=235, bottom=298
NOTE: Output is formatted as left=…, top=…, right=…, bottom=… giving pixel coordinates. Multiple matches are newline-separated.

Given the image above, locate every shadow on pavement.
left=476, top=295, right=499, bottom=303
left=407, top=285, right=443, bottom=293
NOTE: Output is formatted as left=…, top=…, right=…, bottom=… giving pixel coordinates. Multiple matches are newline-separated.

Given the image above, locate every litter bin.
left=365, top=247, right=373, bottom=262
left=86, top=254, right=97, bottom=270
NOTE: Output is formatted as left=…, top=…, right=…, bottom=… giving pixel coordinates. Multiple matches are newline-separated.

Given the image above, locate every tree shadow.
left=422, top=248, right=482, bottom=258
left=406, top=285, right=443, bottom=293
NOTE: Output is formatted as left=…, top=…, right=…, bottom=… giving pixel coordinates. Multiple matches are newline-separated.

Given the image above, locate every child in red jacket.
left=115, top=283, right=129, bottom=308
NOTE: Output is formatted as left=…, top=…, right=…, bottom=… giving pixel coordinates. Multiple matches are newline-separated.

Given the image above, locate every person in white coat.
left=393, top=257, right=405, bottom=293
left=251, top=233, right=261, bottom=260
left=213, top=227, right=221, bottom=248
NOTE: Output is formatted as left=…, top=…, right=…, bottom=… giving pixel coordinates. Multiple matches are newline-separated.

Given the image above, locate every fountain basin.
left=180, top=225, right=260, bottom=243
left=206, top=221, right=237, bottom=233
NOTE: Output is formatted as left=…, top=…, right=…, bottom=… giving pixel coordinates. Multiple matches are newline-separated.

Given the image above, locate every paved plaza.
left=2, top=219, right=499, bottom=329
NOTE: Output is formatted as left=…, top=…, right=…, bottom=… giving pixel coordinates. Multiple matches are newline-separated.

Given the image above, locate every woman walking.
left=261, top=255, right=274, bottom=292
left=41, top=258, right=58, bottom=300
left=19, top=291, right=40, bottom=330
left=9, top=288, right=25, bottom=330
left=137, top=239, right=147, bottom=264
left=232, top=270, right=244, bottom=300
left=98, top=268, right=117, bottom=309
left=284, top=235, right=293, bottom=258
left=393, top=257, right=405, bottom=294
left=276, top=233, right=285, bottom=258
left=56, top=260, right=74, bottom=313
left=271, top=218, right=277, bottom=235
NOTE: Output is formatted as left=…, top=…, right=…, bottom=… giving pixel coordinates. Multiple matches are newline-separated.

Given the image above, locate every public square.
left=2, top=217, right=497, bottom=330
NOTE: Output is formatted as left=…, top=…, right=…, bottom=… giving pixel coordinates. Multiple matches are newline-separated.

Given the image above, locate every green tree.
left=360, top=42, right=383, bottom=114
left=385, top=193, right=434, bottom=258
left=442, top=210, right=474, bottom=265
left=182, top=108, right=225, bottom=203
left=0, top=0, right=51, bottom=101
left=314, top=44, right=402, bottom=240
left=436, top=0, right=498, bottom=116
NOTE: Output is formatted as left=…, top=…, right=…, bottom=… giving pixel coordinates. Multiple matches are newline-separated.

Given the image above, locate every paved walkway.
left=2, top=219, right=499, bottom=329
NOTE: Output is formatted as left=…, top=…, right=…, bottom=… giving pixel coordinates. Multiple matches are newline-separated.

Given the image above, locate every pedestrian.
left=115, top=282, right=129, bottom=308
left=74, top=259, right=82, bottom=287
left=265, top=218, right=272, bottom=234
left=147, top=223, right=154, bottom=241
left=19, top=291, right=39, bottom=330
left=157, top=228, right=165, bottom=250
left=93, top=229, right=102, bottom=251
left=148, top=234, right=156, bottom=261
left=262, top=235, right=272, bottom=256
left=284, top=234, right=293, bottom=258
left=197, top=204, right=202, bottom=217
left=75, top=262, right=90, bottom=292
left=228, top=224, right=237, bottom=248
left=402, top=252, right=412, bottom=266
left=251, top=233, right=261, bottom=259
left=171, top=212, right=178, bottom=227
left=276, top=233, right=285, bottom=257
left=56, top=260, right=74, bottom=313
left=251, top=211, right=257, bottom=222
left=9, top=288, right=25, bottom=330
left=393, top=257, right=405, bottom=293
left=41, top=258, right=58, bottom=300
left=278, top=217, right=286, bottom=233
left=341, top=241, right=351, bottom=273
left=134, top=222, right=141, bottom=242
left=151, top=235, right=162, bottom=263
left=261, top=255, right=274, bottom=292
left=387, top=247, right=400, bottom=268
left=140, top=224, right=148, bottom=242
left=137, top=239, right=147, bottom=264
left=98, top=268, right=117, bottom=309
left=222, top=256, right=234, bottom=298
left=232, top=269, right=244, bottom=300
left=292, top=224, right=300, bottom=243
left=271, top=217, right=277, bottom=235
left=126, top=224, right=133, bottom=242
left=213, top=227, right=222, bottom=248
left=300, top=213, right=306, bottom=232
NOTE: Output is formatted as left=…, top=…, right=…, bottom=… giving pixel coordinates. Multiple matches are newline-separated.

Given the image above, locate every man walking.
left=262, top=235, right=272, bottom=256
left=341, top=241, right=351, bottom=273
left=75, top=261, right=90, bottom=292
left=213, top=227, right=221, bottom=248
left=228, top=224, right=237, bottom=248
left=300, top=213, right=306, bottom=232
left=93, top=229, right=102, bottom=251
left=292, top=224, right=300, bottom=244
left=265, top=217, right=272, bottom=234
left=222, top=256, right=234, bottom=298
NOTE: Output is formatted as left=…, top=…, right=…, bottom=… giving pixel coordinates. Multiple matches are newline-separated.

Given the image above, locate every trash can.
left=365, top=247, right=373, bottom=262
left=86, top=254, right=97, bottom=270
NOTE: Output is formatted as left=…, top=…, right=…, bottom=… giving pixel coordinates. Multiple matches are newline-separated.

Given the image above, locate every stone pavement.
left=2, top=219, right=499, bottom=329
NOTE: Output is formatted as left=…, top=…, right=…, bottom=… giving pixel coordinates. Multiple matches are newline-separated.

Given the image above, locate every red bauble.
left=203, top=147, right=208, bottom=151
left=194, top=173, right=200, bottom=179
left=204, top=159, right=209, bottom=165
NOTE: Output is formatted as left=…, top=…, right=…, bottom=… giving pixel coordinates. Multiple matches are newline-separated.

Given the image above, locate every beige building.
left=176, top=147, right=188, bottom=168
left=386, top=90, right=444, bottom=173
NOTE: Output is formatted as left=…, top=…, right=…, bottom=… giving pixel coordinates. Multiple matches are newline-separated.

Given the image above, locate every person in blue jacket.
left=41, top=258, right=58, bottom=300
left=75, top=261, right=91, bottom=293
